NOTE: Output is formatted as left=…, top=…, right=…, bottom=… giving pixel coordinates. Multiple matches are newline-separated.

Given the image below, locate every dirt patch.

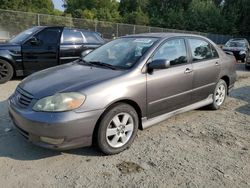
left=0, top=66, right=250, bottom=187
left=116, top=161, right=144, bottom=174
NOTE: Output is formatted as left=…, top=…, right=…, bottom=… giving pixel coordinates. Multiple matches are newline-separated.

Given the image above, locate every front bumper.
left=246, top=56, right=250, bottom=65
left=224, top=50, right=245, bottom=61
left=234, top=53, right=245, bottom=61
left=8, top=100, right=104, bottom=150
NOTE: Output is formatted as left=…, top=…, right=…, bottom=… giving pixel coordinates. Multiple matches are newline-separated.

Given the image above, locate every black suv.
left=222, top=38, right=250, bottom=66
left=0, top=26, right=105, bottom=84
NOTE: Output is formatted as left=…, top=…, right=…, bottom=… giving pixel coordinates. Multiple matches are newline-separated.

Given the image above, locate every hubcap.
left=0, top=62, right=8, bottom=79
left=215, top=84, right=226, bottom=106
left=106, top=113, right=134, bottom=148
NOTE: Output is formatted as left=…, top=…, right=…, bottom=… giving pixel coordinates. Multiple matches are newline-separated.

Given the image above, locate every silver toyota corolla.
left=9, top=33, right=236, bottom=154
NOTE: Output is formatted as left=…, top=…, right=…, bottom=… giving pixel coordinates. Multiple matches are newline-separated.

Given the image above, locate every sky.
left=52, top=0, right=65, bottom=11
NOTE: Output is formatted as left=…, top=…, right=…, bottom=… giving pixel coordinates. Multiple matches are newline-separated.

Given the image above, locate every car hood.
left=19, top=62, right=125, bottom=99
left=222, top=46, right=246, bottom=52
left=0, top=43, right=21, bottom=51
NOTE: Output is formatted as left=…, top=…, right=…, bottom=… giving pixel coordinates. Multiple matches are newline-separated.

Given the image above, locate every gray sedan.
left=8, top=33, right=236, bottom=154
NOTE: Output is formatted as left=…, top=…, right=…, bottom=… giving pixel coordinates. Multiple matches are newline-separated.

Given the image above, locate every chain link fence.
left=0, top=9, right=248, bottom=44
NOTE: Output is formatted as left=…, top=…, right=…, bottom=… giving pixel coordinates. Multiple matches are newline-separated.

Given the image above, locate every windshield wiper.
left=78, top=59, right=93, bottom=66
left=78, top=59, right=119, bottom=70
left=87, top=61, right=118, bottom=70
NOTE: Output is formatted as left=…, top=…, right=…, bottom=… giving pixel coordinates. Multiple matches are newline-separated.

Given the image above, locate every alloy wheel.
left=215, top=84, right=226, bottom=106
left=0, top=62, right=8, bottom=80
left=106, top=112, right=134, bottom=148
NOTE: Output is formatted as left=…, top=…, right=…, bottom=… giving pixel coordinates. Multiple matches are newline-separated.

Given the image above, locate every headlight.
left=33, top=92, right=86, bottom=112
left=239, top=50, right=246, bottom=55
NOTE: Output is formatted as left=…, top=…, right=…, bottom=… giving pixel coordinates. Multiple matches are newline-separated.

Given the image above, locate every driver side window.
left=34, top=28, right=61, bottom=44
left=152, top=38, right=188, bottom=66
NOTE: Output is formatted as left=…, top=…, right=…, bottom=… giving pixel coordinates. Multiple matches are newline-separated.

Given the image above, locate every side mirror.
left=225, top=51, right=234, bottom=56
left=80, top=49, right=93, bottom=58
left=29, top=37, right=39, bottom=45
left=148, top=59, right=170, bottom=71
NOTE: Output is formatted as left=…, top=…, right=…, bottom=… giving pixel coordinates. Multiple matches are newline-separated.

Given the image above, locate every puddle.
left=116, top=161, right=143, bottom=174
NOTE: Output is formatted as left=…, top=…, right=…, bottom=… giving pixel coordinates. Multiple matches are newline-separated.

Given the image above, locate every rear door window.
left=188, top=38, right=218, bottom=61
left=82, top=32, right=104, bottom=44
left=61, top=29, right=84, bottom=44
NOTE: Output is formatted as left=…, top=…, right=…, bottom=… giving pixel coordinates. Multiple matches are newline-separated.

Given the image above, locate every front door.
left=147, top=38, right=193, bottom=118
left=22, top=27, right=62, bottom=73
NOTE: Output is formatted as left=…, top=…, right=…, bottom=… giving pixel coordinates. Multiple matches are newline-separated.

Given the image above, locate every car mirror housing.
left=224, top=51, right=234, bottom=56
left=80, top=49, right=93, bottom=59
left=148, top=59, right=170, bottom=71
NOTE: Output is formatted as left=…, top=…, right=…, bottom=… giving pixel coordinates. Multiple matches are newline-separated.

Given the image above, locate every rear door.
left=187, top=38, right=221, bottom=103
left=81, top=31, right=105, bottom=50
left=147, top=38, right=193, bottom=118
left=22, top=27, right=62, bottom=73
left=59, top=29, right=85, bottom=64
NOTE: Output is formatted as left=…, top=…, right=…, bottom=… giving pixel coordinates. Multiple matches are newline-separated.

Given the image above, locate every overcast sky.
left=52, top=0, right=64, bottom=11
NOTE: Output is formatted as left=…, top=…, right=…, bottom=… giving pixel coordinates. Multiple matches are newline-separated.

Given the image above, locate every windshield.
left=83, top=37, right=158, bottom=69
left=9, top=27, right=41, bottom=44
left=225, top=41, right=246, bottom=48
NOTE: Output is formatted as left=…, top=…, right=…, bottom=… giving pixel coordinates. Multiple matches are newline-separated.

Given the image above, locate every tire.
left=241, top=57, right=246, bottom=63
left=208, top=79, right=227, bottom=110
left=0, top=59, right=13, bottom=84
left=245, top=64, right=250, bottom=70
left=96, top=103, right=139, bottom=155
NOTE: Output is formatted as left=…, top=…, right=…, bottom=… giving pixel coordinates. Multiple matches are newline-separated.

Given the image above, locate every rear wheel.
left=241, top=57, right=247, bottom=63
left=0, top=59, right=13, bottom=84
left=245, top=64, right=250, bottom=70
left=208, top=79, right=227, bottom=110
left=96, top=103, right=139, bottom=155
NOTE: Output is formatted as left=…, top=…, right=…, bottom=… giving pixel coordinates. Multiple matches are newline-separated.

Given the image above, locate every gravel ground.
left=0, top=64, right=250, bottom=188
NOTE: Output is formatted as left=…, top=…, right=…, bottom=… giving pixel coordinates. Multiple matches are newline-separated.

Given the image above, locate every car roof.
left=229, top=38, right=249, bottom=43
left=230, top=38, right=247, bottom=41
left=38, top=26, right=97, bottom=33
left=36, top=26, right=63, bottom=29
left=63, top=27, right=98, bottom=33
left=122, top=32, right=208, bottom=39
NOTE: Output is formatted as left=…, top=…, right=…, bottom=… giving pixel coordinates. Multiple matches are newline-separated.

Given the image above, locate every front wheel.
left=208, top=79, right=227, bottom=110
left=96, top=103, right=139, bottom=155
left=0, top=59, right=13, bottom=84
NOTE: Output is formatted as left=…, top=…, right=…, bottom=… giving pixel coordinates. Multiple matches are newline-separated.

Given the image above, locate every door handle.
left=215, top=62, right=220, bottom=66
left=184, top=68, right=193, bottom=74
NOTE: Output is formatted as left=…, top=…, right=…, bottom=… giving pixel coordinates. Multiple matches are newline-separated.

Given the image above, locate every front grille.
left=232, top=51, right=240, bottom=56
left=15, top=87, right=34, bottom=108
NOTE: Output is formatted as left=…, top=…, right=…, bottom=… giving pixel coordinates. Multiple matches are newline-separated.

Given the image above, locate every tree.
left=164, top=8, right=186, bottom=30
left=0, top=0, right=56, bottom=14
left=221, top=0, right=250, bottom=35
left=239, top=0, right=250, bottom=36
left=185, top=0, right=225, bottom=33
left=0, top=0, right=249, bottom=37
left=146, top=0, right=192, bottom=28
left=119, top=0, right=149, bottom=25
left=123, top=8, right=149, bottom=25
left=63, top=0, right=120, bottom=22
left=119, top=0, right=149, bottom=15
